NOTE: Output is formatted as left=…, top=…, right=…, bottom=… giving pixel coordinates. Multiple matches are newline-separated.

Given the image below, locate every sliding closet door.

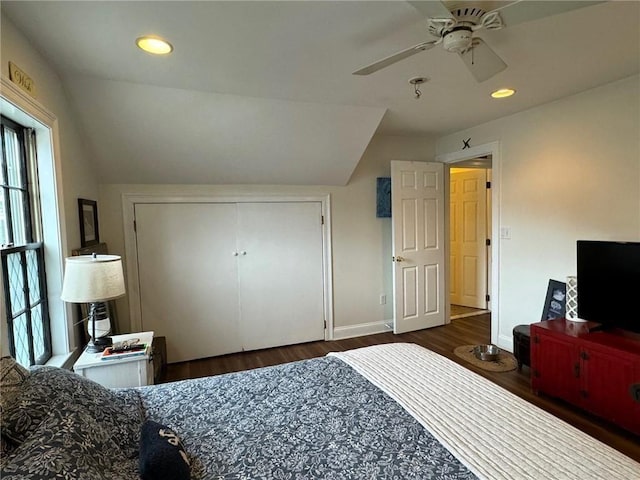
left=135, top=203, right=241, bottom=362
left=236, top=202, right=325, bottom=350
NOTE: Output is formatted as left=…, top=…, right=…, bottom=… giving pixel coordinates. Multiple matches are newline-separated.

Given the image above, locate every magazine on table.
left=100, top=339, right=148, bottom=360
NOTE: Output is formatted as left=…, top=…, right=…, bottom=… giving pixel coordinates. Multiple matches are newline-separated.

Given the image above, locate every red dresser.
left=531, top=318, right=640, bottom=436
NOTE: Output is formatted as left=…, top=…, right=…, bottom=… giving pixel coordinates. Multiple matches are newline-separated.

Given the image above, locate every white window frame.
left=0, top=75, right=72, bottom=364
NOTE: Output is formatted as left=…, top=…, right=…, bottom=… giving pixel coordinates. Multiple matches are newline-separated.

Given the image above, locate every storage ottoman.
left=513, top=324, right=531, bottom=371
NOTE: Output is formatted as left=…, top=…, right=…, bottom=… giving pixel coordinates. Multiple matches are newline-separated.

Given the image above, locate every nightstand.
left=73, top=331, right=155, bottom=388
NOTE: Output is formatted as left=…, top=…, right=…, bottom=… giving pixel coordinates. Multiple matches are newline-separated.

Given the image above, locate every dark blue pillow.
left=139, top=420, right=190, bottom=480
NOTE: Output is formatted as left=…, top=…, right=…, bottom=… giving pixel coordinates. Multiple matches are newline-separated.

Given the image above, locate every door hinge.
left=485, top=294, right=490, bottom=302
left=133, top=220, right=137, bottom=232
left=580, top=390, right=589, bottom=399
left=580, top=351, right=589, bottom=361
left=486, top=238, right=491, bottom=246
left=321, top=215, right=324, bottom=225
left=533, top=369, right=540, bottom=378
left=486, top=181, right=491, bottom=189
left=533, top=335, right=540, bottom=344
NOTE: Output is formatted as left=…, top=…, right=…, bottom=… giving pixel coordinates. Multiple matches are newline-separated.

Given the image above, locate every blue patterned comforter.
left=138, top=356, right=477, bottom=479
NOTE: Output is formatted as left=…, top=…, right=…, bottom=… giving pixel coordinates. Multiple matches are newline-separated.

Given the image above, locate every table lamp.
left=61, top=253, right=125, bottom=352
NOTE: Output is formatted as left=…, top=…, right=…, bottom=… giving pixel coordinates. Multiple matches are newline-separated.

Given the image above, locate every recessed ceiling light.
left=136, top=35, right=173, bottom=55
left=491, top=88, right=516, bottom=99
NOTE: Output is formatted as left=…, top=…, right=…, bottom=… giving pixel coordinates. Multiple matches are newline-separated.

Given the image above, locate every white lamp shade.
left=61, top=255, right=126, bottom=303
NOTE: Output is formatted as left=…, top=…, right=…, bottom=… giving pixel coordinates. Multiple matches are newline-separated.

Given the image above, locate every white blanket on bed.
left=330, top=343, right=640, bottom=480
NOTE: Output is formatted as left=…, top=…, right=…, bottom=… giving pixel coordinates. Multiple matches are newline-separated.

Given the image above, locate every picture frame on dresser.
left=541, top=279, right=566, bottom=320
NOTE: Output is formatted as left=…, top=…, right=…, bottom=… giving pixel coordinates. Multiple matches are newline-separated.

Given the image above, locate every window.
left=1, top=115, right=51, bottom=366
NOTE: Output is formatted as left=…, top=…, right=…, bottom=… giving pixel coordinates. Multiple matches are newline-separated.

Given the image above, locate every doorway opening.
left=439, top=141, right=501, bottom=347
left=448, top=156, right=492, bottom=321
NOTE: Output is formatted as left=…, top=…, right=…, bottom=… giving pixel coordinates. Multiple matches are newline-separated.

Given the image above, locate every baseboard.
left=332, top=320, right=392, bottom=341
left=497, top=332, right=514, bottom=353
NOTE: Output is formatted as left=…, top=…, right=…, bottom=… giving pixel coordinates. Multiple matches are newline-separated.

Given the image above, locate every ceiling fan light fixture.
left=442, top=28, right=473, bottom=53
left=136, top=35, right=173, bottom=55
left=491, top=88, right=515, bottom=99
left=409, top=77, right=429, bottom=99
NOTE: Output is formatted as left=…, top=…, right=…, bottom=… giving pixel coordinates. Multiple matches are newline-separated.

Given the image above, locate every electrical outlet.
left=380, top=294, right=386, bottom=305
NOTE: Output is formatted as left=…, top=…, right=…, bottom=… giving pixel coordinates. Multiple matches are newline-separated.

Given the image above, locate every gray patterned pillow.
left=0, top=356, right=29, bottom=418
left=2, top=366, right=143, bottom=458
left=1, top=407, right=138, bottom=479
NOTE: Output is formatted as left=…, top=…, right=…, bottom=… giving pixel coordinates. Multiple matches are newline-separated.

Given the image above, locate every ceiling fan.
left=353, top=1, right=603, bottom=82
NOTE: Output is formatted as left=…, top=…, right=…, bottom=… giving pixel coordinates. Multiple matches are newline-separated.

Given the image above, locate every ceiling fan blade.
left=353, top=41, right=438, bottom=75
left=459, top=38, right=506, bottom=82
left=407, top=1, right=454, bottom=19
left=492, top=0, right=605, bottom=27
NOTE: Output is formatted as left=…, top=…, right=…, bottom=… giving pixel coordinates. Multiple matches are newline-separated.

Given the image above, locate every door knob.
left=395, top=256, right=405, bottom=262
left=241, top=251, right=247, bottom=256
left=233, top=252, right=239, bottom=256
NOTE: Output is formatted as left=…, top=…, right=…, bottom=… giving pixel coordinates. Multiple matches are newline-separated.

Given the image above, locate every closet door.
left=135, top=203, right=241, bottom=362
left=236, top=202, right=325, bottom=350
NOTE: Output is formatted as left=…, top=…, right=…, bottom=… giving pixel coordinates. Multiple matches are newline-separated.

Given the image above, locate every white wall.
left=437, top=75, right=640, bottom=347
left=1, top=14, right=100, bottom=355
left=99, top=135, right=436, bottom=334
left=1, top=15, right=100, bottom=249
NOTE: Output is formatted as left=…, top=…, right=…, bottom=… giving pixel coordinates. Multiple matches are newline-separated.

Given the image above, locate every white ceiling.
left=2, top=1, right=638, bottom=185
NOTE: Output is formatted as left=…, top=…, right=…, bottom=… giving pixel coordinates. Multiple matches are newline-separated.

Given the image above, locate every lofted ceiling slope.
left=1, top=1, right=638, bottom=185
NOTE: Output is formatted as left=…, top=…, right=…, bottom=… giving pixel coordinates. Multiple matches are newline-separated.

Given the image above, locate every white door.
left=450, top=168, right=488, bottom=308
left=134, top=201, right=325, bottom=363
left=236, top=202, right=325, bottom=350
left=391, top=161, right=446, bottom=334
left=135, top=203, right=241, bottom=363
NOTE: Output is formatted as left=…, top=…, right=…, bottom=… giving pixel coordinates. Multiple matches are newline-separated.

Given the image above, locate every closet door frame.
left=122, top=193, right=334, bottom=340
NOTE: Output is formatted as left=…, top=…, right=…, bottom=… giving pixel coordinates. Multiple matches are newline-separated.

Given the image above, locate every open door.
left=450, top=168, right=488, bottom=309
left=391, top=161, right=446, bottom=334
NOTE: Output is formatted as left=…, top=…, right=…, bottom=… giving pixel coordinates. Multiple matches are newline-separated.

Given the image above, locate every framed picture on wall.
left=376, top=177, right=391, bottom=218
left=541, top=279, right=566, bottom=320
left=78, top=198, right=99, bottom=247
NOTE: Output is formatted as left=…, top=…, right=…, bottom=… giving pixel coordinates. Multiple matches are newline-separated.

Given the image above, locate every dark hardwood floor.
left=164, top=314, right=640, bottom=462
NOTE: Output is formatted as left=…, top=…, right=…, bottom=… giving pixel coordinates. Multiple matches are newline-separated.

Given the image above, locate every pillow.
left=0, top=356, right=29, bottom=419
left=1, top=407, right=138, bottom=480
left=0, top=435, right=14, bottom=469
left=139, top=420, right=190, bottom=480
left=2, top=366, right=143, bottom=457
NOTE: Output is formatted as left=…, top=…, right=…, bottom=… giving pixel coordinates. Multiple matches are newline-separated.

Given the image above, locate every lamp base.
left=86, top=336, right=113, bottom=353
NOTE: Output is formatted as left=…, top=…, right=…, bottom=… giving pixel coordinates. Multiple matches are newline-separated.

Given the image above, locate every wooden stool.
left=513, top=325, right=531, bottom=371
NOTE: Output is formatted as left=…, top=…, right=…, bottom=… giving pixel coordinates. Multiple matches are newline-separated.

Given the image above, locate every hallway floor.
left=451, top=304, right=489, bottom=319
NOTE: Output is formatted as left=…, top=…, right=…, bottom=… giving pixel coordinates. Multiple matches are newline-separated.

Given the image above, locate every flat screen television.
left=577, top=240, right=640, bottom=333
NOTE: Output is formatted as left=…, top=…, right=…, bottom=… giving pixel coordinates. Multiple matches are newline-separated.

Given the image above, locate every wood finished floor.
left=164, top=314, right=640, bottom=462
left=450, top=304, right=489, bottom=318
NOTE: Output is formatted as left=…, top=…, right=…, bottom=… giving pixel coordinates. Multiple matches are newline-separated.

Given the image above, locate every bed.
left=1, top=343, right=638, bottom=479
